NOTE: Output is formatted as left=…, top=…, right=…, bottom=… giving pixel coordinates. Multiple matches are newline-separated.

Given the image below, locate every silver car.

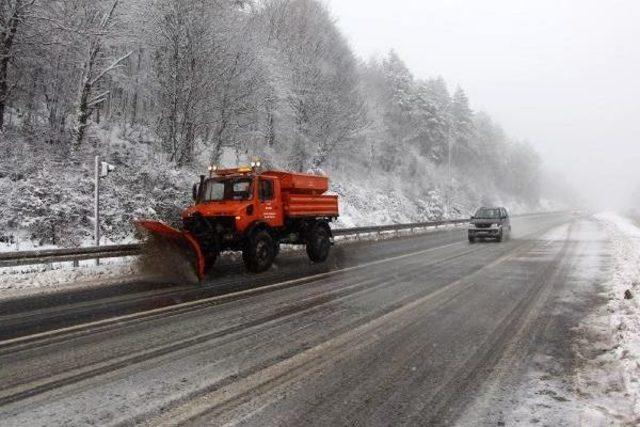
left=468, top=207, right=511, bottom=243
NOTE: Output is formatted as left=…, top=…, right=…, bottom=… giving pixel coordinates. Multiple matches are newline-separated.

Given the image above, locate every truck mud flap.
left=134, top=220, right=207, bottom=282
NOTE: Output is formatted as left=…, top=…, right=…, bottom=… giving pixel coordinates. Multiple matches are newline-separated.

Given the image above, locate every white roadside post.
left=94, top=156, right=100, bottom=253
left=94, top=155, right=116, bottom=266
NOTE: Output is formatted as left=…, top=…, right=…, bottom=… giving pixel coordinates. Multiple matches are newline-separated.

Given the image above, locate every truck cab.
left=184, top=172, right=284, bottom=234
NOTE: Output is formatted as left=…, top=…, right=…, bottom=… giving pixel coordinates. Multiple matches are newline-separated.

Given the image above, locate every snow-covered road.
left=458, top=212, right=640, bottom=425
left=1, top=212, right=638, bottom=425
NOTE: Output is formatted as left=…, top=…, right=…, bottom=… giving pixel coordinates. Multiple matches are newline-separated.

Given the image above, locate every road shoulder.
left=457, top=217, right=622, bottom=425
left=571, top=213, right=640, bottom=423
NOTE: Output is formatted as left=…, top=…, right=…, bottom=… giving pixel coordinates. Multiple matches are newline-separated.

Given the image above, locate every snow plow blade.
left=134, top=219, right=207, bottom=282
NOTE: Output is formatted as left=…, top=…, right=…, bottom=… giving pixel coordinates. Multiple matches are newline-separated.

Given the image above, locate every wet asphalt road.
left=0, top=213, right=610, bottom=426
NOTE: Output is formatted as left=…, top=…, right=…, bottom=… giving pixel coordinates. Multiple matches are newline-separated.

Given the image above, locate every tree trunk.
left=130, top=48, right=142, bottom=126
left=0, top=1, right=22, bottom=130
left=75, top=70, right=94, bottom=146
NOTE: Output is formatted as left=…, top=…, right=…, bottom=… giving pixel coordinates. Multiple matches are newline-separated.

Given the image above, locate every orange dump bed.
left=284, top=193, right=339, bottom=218
left=264, top=171, right=328, bottom=195
left=263, top=171, right=338, bottom=218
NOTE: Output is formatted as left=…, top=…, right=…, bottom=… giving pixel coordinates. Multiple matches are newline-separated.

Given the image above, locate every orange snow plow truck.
left=135, top=165, right=339, bottom=281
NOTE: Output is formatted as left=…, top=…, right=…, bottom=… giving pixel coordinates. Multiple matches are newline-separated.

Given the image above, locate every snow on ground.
left=575, top=212, right=640, bottom=423
left=0, top=258, right=161, bottom=301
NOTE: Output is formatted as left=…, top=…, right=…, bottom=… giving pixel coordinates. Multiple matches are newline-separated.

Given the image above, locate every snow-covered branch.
left=89, top=50, right=132, bottom=86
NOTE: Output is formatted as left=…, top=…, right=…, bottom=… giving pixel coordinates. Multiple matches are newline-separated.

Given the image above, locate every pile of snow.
left=576, top=212, right=640, bottom=422
left=331, top=179, right=445, bottom=228
left=0, top=259, right=143, bottom=301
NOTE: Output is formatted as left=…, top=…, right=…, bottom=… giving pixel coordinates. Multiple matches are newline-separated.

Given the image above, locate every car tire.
left=243, top=230, right=276, bottom=273
left=496, top=229, right=503, bottom=242
left=468, top=235, right=475, bottom=243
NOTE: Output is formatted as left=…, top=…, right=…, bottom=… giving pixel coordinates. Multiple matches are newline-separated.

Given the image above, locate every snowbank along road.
left=0, top=212, right=621, bottom=425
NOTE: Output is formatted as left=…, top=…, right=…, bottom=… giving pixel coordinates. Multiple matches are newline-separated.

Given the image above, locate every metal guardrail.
left=0, top=244, right=141, bottom=268
left=0, top=219, right=471, bottom=268
left=0, top=212, right=567, bottom=268
left=332, top=219, right=469, bottom=236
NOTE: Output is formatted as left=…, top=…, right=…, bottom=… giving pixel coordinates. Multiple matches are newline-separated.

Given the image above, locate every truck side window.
left=260, top=179, right=274, bottom=201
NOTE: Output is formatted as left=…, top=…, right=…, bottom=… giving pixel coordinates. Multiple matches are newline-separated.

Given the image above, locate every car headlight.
left=490, top=223, right=500, bottom=229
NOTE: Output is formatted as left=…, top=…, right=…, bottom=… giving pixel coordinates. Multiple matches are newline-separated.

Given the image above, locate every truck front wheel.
left=243, top=230, right=276, bottom=273
left=306, top=223, right=331, bottom=263
left=204, top=251, right=219, bottom=273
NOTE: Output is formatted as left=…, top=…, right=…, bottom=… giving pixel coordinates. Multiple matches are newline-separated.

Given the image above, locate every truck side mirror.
left=192, top=183, right=198, bottom=201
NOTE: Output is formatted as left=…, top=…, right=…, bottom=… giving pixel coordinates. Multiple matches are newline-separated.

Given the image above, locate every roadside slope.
left=574, top=212, right=640, bottom=422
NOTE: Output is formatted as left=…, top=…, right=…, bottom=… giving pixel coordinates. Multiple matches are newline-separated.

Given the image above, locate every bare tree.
left=0, top=0, right=35, bottom=130
left=149, top=0, right=263, bottom=165
left=258, top=0, right=367, bottom=171
left=73, top=0, right=131, bottom=146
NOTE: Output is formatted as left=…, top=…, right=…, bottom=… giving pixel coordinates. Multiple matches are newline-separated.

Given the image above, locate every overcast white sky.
left=329, top=0, right=640, bottom=209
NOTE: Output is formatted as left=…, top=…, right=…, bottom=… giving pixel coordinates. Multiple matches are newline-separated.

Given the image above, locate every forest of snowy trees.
left=0, top=0, right=543, bottom=246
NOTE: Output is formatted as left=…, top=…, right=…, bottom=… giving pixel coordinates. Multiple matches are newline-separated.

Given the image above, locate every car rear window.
left=475, top=208, right=501, bottom=219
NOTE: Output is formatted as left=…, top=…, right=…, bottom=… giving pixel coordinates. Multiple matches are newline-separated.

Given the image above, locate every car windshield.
left=201, top=178, right=253, bottom=202
left=475, top=208, right=501, bottom=219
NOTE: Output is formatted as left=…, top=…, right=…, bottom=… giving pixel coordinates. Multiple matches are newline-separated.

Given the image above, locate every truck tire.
left=243, top=230, right=276, bottom=273
left=204, top=251, right=219, bottom=273
left=306, top=222, right=331, bottom=263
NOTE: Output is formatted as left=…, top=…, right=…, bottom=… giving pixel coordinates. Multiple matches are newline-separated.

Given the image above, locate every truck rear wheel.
left=243, top=230, right=276, bottom=273
left=306, top=223, right=331, bottom=263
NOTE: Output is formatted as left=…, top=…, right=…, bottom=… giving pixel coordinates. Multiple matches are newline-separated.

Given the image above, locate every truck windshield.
left=475, top=208, right=501, bottom=219
left=201, top=178, right=253, bottom=202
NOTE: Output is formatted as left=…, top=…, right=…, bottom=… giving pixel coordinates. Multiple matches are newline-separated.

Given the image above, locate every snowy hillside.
left=0, top=0, right=549, bottom=249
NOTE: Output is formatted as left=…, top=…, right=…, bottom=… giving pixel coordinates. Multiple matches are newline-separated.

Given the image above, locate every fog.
left=329, top=0, right=640, bottom=211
